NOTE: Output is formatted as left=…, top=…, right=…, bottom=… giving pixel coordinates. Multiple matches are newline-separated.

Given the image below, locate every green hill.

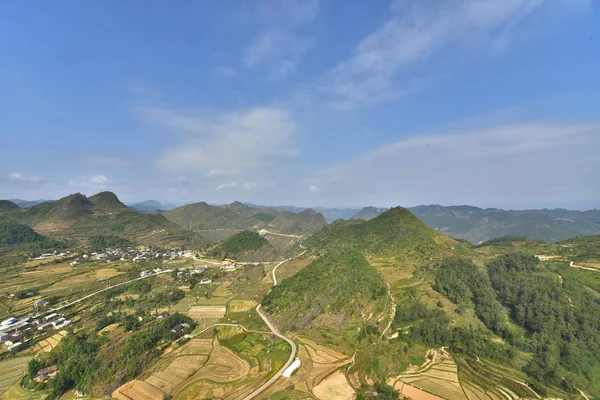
left=207, top=230, right=282, bottom=261
left=0, top=192, right=206, bottom=248
left=0, top=221, right=61, bottom=251
left=307, top=206, right=457, bottom=261
left=164, top=201, right=327, bottom=249
left=0, top=200, right=20, bottom=213
left=262, top=248, right=387, bottom=344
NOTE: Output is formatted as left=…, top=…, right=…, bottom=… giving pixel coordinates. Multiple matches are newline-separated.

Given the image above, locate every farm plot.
left=268, top=336, right=350, bottom=395
left=112, top=380, right=165, bottom=400
left=388, top=348, right=467, bottom=400
left=34, top=330, right=68, bottom=353
left=0, top=357, right=30, bottom=396
left=187, top=306, right=226, bottom=319
left=312, top=371, right=354, bottom=400
left=228, top=299, right=257, bottom=313
left=456, top=357, right=541, bottom=400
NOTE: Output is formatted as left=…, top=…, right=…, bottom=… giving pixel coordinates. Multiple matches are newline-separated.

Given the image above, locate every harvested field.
left=0, top=357, right=31, bottom=395
left=389, top=348, right=466, bottom=400
left=281, top=337, right=350, bottom=393
left=199, top=345, right=250, bottom=382
left=112, top=379, right=165, bottom=400
left=394, top=382, right=445, bottom=400
left=228, top=299, right=257, bottom=313
left=187, top=305, right=226, bottom=319
left=34, top=330, right=67, bottom=353
left=312, top=371, right=354, bottom=400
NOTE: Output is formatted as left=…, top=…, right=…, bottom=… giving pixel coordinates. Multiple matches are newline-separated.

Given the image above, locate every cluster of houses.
left=0, top=312, right=72, bottom=351
left=220, top=263, right=236, bottom=271
left=68, top=247, right=188, bottom=266
left=32, top=250, right=71, bottom=260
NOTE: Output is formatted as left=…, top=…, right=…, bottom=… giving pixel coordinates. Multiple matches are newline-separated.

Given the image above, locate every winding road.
left=242, top=247, right=308, bottom=399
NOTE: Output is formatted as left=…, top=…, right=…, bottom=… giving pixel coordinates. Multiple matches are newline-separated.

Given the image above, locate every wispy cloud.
left=312, top=0, right=548, bottom=109
left=243, top=0, right=319, bottom=80
left=68, top=174, right=110, bottom=187
left=310, top=122, right=600, bottom=207
left=8, top=172, right=41, bottom=182
left=138, top=105, right=297, bottom=179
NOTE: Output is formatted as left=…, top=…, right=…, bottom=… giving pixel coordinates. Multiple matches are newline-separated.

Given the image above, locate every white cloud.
left=309, top=185, right=319, bottom=192
left=311, top=122, right=600, bottom=207
left=8, top=172, right=41, bottom=182
left=174, top=176, right=188, bottom=183
left=244, top=32, right=312, bottom=80
left=314, top=0, right=548, bottom=109
left=141, top=105, right=297, bottom=180
left=243, top=0, right=319, bottom=80
left=68, top=174, right=109, bottom=187
left=217, top=182, right=238, bottom=190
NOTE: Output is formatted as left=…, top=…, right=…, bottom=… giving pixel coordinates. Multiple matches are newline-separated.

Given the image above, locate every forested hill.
left=409, top=205, right=600, bottom=244
left=206, top=230, right=282, bottom=262
left=0, top=221, right=61, bottom=251
left=307, top=206, right=459, bottom=260
left=262, top=248, right=387, bottom=344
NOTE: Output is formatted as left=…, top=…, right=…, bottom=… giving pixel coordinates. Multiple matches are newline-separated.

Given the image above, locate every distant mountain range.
left=9, top=199, right=49, bottom=208
left=163, top=201, right=327, bottom=249
left=6, top=195, right=600, bottom=244
left=244, top=203, right=359, bottom=222
left=128, top=200, right=178, bottom=213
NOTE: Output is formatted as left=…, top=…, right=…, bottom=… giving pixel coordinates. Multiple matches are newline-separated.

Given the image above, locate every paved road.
left=242, top=247, right=308, bottom=399
left=45, top=270, right=171, bottom=314
left=242, top=304, right=297, bottom=400
left=272, top=249, right=308, bottom=286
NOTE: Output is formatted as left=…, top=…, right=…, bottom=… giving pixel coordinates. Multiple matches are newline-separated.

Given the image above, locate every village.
left=1, top=247, right=238, bottom=355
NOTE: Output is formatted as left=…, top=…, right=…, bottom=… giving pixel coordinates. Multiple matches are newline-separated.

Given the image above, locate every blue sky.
left=1, top=0, right=599, bottom=209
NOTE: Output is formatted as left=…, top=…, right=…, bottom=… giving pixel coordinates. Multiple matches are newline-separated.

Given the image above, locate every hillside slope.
left=164, top=201, right=327, bottom=248
left=308, top=206, right=457, bottom=261
left=0, top=192, right=206, bottom=248
left=0, top=221, right=61, bottom=251
left=207, top=230, right=282, bottom=262
left=262, top=248, right=387, bottom=343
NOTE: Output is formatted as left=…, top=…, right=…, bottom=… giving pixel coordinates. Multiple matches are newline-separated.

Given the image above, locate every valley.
left=0, top=192, right=599, bottom=400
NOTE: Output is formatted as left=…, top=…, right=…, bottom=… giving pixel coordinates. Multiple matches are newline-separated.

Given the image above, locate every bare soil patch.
left=112, top=379, right=165, bottom=400
left=312, top=371, right=354, bottom=400
left=187, top=306, right=226, bottom=319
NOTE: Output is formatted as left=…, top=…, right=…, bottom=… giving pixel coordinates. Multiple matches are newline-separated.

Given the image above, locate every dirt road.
left=45, top=270, right=171, bottom=314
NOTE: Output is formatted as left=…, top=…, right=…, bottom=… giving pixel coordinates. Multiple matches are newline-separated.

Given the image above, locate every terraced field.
left=33, top=330, right=68, bottom=353
left=0, top=357, right=30, bottom=397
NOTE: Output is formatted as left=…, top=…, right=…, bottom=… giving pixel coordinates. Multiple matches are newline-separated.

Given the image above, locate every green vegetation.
left=0, top=221, right=60, bottom=251
left=0, top=191, right=206, bottom=247
left=29, top=314, right=196, bottom=398
left=208, top=230, right=270, bottom=258
left=263, top=248, right=387, bottom=337
left=88, top=234, right=132, bottom=250
left=307, top=207, right=456, bottom=260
